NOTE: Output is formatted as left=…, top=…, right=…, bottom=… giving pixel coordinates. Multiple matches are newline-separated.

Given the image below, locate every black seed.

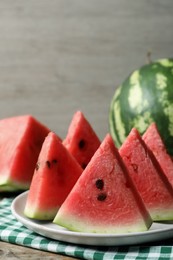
left=78, top=139, right=86, bottom=149
left=81, top=162, right=87, bottom=169
left=35, top=162, right=40, bottom=171
left=52, top=159, right=58, bottom=164
left=46, top=160, right=51, bottom=169
left=97, top=193, right=107, bottom=201
left=95, top=179, right=104, bottom=190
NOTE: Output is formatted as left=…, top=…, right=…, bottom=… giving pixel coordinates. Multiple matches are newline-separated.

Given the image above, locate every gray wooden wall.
left=0, top=0, right=172, bottom=140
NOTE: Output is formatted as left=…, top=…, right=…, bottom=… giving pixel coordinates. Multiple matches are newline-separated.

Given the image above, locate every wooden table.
left=0, top=0, right=172, bottom=259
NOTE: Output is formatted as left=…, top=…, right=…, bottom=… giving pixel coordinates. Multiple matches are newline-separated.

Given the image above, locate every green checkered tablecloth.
left=1, top=197, right=173, bottom=260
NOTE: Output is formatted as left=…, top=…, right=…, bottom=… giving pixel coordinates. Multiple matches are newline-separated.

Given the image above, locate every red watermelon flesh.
left=54, top=134, right=152, bottom=233
left=24, top=131, right=83, bottom=220
left=143, top=122, right=173, bottom=188
left=63, top=111, right=101, bottom=169
left=0, top=115, right=50, bottom=190
left=119, top=128, right=173, bottom=221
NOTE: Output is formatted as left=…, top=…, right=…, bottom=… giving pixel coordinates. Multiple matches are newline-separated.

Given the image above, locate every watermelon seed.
left=35, top=162, right=40, bottom=171
left=95, top=179, right=104, bottom=190
left=78, top=139, right=86, bottom=149
left=97, top=193, right=107, bottom=201
left=46, top=160, right=51, bottom=169
left=52, top=159, right=58, bottom=164
left=81, top=163, right=87, bottom=169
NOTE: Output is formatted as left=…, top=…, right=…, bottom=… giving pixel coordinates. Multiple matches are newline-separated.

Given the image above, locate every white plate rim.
left=11, top=191, right=173, bottom=246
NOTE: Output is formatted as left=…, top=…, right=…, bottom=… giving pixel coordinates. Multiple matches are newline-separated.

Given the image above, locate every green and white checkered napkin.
left=1, top=197, right=173, bottom=260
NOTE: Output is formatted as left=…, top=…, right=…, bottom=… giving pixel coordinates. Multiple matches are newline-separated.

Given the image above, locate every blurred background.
left=0, top=0, right=172, bottom=140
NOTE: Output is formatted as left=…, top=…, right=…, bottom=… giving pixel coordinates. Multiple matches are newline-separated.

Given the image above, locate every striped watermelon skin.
left=109, top=58, right=173, bottom=155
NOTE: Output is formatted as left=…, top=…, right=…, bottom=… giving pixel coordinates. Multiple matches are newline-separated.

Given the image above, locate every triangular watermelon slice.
left=119, top=128, right=173, bottom=221
left=63, top=111, right=101, bottom=169
left=143, top=122, right=173, bottom=188
left=24, top=132, right=83, bottom=220
left=0, top=115, right=50, bottom=191
left=54, top=134, right=152, bottom=233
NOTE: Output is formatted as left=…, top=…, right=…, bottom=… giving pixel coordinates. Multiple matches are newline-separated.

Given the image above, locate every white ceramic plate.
left=11, top=191, right=173, bottom=246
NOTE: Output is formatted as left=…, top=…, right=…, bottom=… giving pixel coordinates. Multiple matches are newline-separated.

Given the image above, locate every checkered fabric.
left=1, top=197, right=173, bottom=260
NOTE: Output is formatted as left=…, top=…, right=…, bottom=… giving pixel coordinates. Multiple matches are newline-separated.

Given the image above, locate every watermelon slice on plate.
left=54, top=134, right=152, bottom=233
left=24, top=132, right=83, bottom=220
left=63, top=111, right=101, bottom=169
left=143, top=122, right=173, bottom=188
left=0, top=115, right=50, bottom=191
left=119, top=128, right=173, bottom=221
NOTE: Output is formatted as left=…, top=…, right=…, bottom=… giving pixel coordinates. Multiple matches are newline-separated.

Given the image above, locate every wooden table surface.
left=0, top=0, right=173, bottom=259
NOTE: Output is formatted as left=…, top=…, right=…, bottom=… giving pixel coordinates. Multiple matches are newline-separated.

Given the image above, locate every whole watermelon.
left=109, top=58, right=173, bottom=155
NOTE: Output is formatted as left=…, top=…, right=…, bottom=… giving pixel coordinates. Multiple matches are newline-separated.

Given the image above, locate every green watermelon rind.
left=0, top=179, right=30, bottom=192
left=109, top=58, right=173, bottom=154
left=0, top=177, right=30, bottom=191
left=0, top=185, right=20, bottom=192
left=151, top=209, right=173, bottom=222
left=109, top=87, right=123, bottom=147
left=54, top=213, right=151, bottom=234
left=24, top=206, right=59, bottom=221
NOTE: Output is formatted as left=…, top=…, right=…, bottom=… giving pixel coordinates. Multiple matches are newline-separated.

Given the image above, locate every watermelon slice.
left=54, top=134, right=152, bottom=233
left=143, top=122, right=173, bottom=188
left=119, top=128, right=173, bottom=221
left=0, top=115, right=50, bottom=190
left=63, top=111, right=101, bottom=169
left=24, top=132, right=83, bottom=220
